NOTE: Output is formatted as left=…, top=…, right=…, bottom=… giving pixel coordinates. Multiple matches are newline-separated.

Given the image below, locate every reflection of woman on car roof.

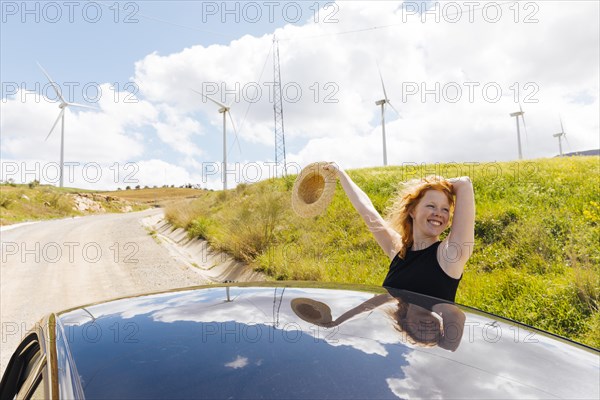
left=291, top=289, right=466, bottom=352
left=323, top=163, right=475, bottom=302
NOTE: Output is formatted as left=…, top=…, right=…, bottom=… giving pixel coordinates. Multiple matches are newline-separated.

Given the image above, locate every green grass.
left=165, top=156, right=600, bottom=348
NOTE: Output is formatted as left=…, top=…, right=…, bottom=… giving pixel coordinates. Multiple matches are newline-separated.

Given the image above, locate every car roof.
left=56, top=283, right=599, bottom=399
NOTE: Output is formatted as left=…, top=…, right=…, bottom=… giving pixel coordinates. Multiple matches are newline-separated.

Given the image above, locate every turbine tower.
left=509, top=104, right=528, bottom=160
left=38, top=62, right=95, bottom=187
left=553, top=117, right=568, bottom=157
left=193, top=90, right=238, bottom=190
left=375, top=67, right=400, bottom=166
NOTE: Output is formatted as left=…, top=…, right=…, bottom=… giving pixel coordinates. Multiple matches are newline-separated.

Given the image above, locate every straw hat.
left=291, top=298, right=333, bottom=326
left=291, top=162, right=337, bottom=218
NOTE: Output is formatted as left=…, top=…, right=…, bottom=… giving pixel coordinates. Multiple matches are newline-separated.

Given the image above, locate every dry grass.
left=99, top=188, right=205, bottom=205
left=164, top=197, right=211, bottom=229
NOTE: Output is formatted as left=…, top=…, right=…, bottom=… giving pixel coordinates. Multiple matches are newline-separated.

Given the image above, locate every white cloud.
left=225, top=355, right=249, bottom=369
left=1, top=86, right=151, bottom=163
left=384, top=314, right=599, bottom=399
left=152, top=104, right=205, bottom=157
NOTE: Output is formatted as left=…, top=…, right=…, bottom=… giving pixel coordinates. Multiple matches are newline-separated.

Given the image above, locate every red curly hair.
left=386, top=176, right=455, bottom=258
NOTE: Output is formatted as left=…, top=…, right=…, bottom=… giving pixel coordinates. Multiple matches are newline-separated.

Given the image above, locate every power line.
left=279, top=1, right=515, bottom=42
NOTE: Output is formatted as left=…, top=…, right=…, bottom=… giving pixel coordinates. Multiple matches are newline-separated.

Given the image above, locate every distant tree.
left=125, top=186, right=131, bottom=190
left=28, top=179, right=40, bottom=189
left=135, top=185, right=141, bottom=190
left=117, top=187, right=121, bottom=191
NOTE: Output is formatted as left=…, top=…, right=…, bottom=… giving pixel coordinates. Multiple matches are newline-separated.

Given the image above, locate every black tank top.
left=382, top=241, right=462, bottom=302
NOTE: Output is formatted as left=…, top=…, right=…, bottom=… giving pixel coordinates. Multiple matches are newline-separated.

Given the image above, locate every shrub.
left=235, top=183, right=248, bottom=193
left=46, top=193, right=73, bottom=214
left=573, top=264, right=600, bottom=314
left=0, top=194, right=13, bottom=208
left=187, top=217, right=212, bottom=239
left=225, top=190, right=285, bottom=261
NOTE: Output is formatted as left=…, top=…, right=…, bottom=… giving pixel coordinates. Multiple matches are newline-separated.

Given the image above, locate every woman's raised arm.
left=439, top=177, right=475, bottom=277
left=323, top=163, right=401, bottom=260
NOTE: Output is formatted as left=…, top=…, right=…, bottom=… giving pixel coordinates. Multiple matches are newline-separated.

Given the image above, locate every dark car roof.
left=56, top=283, right=599, bottom=399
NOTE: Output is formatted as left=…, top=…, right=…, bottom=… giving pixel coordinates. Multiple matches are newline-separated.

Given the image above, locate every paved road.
left=0, top=209, right=210, bottom=375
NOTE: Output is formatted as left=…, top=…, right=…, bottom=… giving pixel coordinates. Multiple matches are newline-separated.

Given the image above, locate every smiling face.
left=409, top=189, right=451, bottom=241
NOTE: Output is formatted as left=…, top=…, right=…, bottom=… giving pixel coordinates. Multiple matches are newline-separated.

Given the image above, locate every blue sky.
left=1, top=1, right=599, bottom=190
left=2, top=1, right=325, bottom=88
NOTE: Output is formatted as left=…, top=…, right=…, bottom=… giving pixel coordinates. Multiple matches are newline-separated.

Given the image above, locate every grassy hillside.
left=99, top=187, right=204, bottom=206
left=0, top=185, right=207, bottom=225
left=165, top=157, right=600, bottom=348
left=0, top=184, right=145, bottom=225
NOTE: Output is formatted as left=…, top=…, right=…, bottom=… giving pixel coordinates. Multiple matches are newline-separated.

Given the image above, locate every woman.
left=322, top=163, right=475, bottom=302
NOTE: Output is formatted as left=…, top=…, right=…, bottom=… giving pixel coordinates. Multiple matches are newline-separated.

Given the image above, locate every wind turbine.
left=509, top=104, right=528, bottom=160
left=192, top=90, right=239, bottom=190
left=375, top=67, right=400, bottom=166
left=553, top=117, right=568, bottom=157
left=38, top=62, right=96, bottom=187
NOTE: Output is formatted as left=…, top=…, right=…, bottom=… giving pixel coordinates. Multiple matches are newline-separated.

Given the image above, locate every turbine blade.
left=228, top=111, right=242, bottom=155
left=37, top=62, right=66, bottom=104
left=192, top=89, right=227, bottom=109
left=560, top=117, right=565, bottom=133
left=66, top=102, right=97, bottom=110
left=519, top=103, right=524, bottom=114
left=377, top=65, right=389, bottom=101
left=45, top=109, right=64, bottom=141
left=387, top=100, right=401, bottom=117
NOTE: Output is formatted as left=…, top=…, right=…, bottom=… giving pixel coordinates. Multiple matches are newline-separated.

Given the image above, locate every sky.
left=1, top=0, right=599, bottom=190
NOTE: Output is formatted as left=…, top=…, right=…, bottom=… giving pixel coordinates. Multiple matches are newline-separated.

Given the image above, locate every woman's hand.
left=447, top=176, right=472, bottom=190
left=322, top=162, right=341, bottom=175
